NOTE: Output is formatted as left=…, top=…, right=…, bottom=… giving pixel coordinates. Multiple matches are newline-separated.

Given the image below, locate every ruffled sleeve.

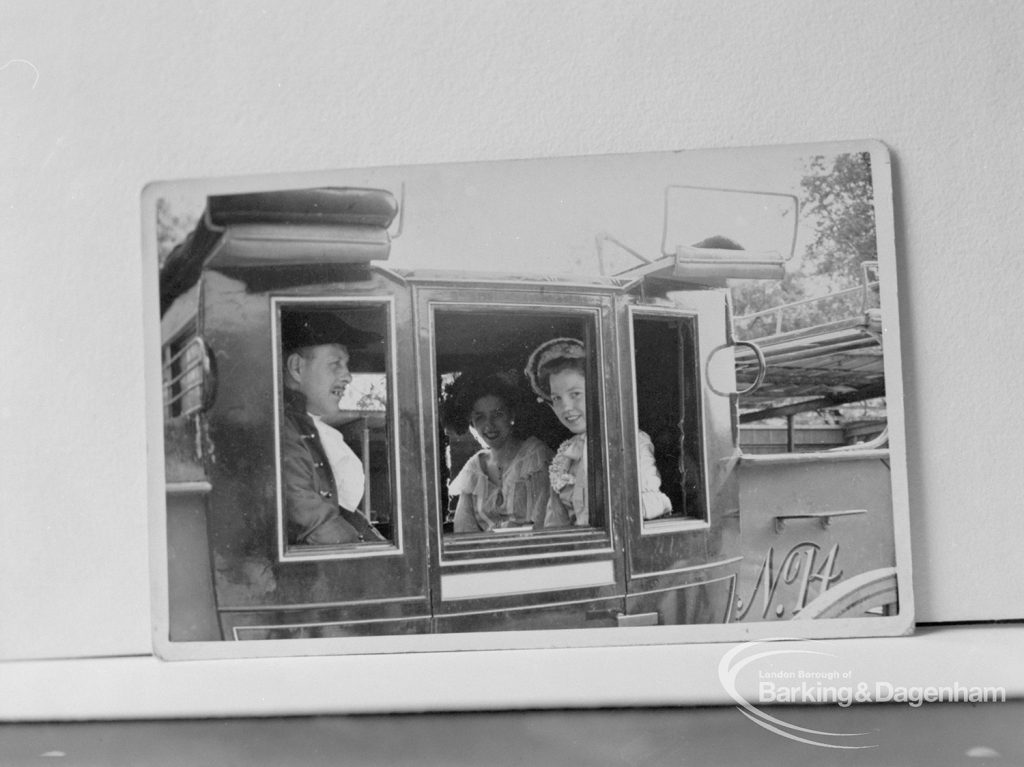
left=545, top=434, right=588, bottom=527
left=637, top=430, right=673, bottom=520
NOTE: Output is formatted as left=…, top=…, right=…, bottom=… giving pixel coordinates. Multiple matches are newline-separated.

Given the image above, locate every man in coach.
left=280, top=310, right=384, bottom=546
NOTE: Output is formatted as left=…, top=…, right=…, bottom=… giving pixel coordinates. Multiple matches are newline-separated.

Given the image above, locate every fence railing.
left=734, top=261, right=879, bottom=340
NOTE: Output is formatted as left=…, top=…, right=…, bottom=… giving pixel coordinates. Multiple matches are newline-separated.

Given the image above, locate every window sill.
left=640, top=516, right=709, bottom=535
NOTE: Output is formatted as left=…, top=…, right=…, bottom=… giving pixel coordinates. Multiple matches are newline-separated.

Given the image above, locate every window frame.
left=626, top=304, right=712, bottom=536
left=422, top=295, right=617, bottom=566
left=271, top=295, right=405, bottom=562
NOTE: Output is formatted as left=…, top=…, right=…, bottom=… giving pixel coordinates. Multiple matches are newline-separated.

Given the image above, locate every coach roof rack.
left=159, top=187, right=399, bottom=314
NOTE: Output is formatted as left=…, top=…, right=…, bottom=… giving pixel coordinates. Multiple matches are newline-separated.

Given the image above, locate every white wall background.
left=2, top=0, right=1023, bottom=715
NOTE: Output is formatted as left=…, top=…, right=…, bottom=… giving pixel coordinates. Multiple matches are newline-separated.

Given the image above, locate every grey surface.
left=0, top=703, right=1020, bottom=766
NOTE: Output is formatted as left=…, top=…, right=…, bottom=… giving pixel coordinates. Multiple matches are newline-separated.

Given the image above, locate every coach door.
left=201, top=263, right=432, bottom=640
left=614, top=290, right=743, bottom=626
left=414, top=280, right=630, bottom=632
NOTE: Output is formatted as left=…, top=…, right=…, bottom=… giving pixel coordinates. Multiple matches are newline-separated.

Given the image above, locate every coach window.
left=276, top=300, right=397, bottom=556
left=433, top=306, right=607, bottom=540
left=630, top=311, right=707, bottom=526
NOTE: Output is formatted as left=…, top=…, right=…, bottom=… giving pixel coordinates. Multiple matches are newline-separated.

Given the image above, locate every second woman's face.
left=549, top=368, right=587, bottom=434
left=469, top=395, right=514, bottom=449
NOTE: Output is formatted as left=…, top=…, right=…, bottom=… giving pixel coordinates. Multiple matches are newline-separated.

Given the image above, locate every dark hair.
left=440, top=372, right=528, bottom=437
left=535, top=356, right=586, bottom=399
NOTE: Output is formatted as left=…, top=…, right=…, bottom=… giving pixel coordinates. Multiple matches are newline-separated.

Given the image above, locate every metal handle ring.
left=733, top=340, right=767, bottom=396
left=704, top=341, right=767, bottom=398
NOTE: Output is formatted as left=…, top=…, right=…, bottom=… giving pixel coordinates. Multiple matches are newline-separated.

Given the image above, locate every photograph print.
left=145, top=141, right=912, bottom=659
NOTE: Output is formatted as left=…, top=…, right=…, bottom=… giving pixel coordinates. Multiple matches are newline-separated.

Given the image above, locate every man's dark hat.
left=281, top=310, right=381, bottom=353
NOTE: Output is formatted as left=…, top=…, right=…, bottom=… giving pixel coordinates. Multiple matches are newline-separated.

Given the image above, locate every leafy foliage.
left=156, top=198, right=199, bottom=267
left=340, top=374, right=387, bottom=412
left=732, top=151, right=878, bottom=338
left=799, top=151, right=877, bottom=286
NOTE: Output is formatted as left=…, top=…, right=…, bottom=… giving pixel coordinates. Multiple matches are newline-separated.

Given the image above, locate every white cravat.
left=310, top=414, right=365, bottom=511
